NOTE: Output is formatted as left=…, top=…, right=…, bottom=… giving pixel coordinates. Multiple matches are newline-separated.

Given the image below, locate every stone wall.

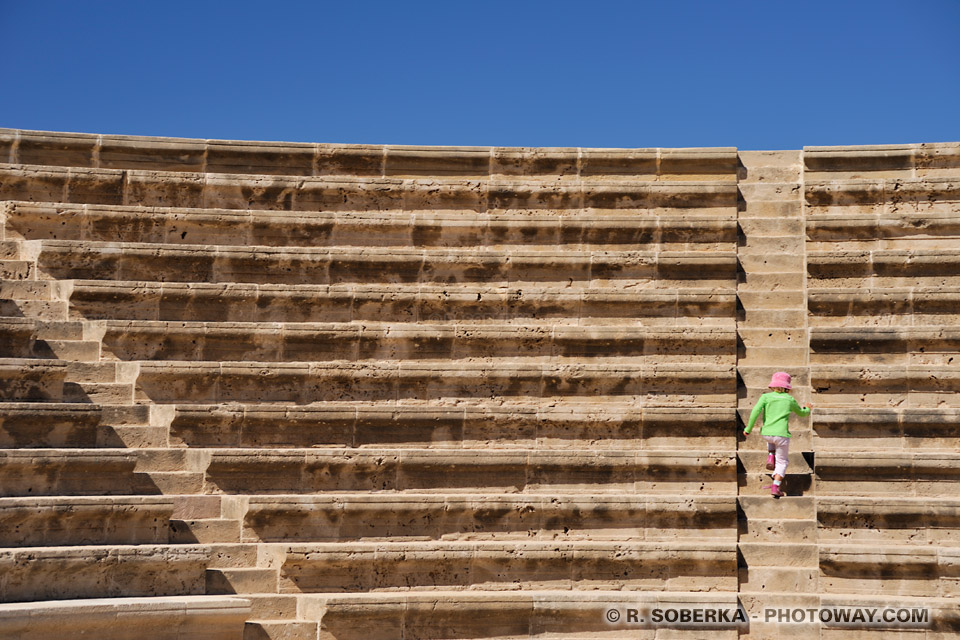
left=0, top=129, right=958, bottom=639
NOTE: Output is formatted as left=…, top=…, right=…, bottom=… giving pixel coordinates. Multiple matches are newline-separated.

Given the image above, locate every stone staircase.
left=0, top=129, right=957, bottom=639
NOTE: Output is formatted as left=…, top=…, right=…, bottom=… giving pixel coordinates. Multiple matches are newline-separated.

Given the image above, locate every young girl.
left=742, top=372, right=811, bottom=497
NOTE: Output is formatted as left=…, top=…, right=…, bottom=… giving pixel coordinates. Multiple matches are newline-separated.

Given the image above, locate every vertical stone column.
left=736, top=151, right=819, bottom=637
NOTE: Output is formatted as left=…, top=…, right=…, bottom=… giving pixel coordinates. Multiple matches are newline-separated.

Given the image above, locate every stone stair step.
left=207, top=567, right=279, bottom=595
left=0, top=162, right=738, bottom=212
left=135, top=360, right=736, bottom=404
left=818, top=496, right=960, bottom=543
left=69, top=279, right=737, bottom=323
left=278, top=540, right=737, bottom=593
left=0, top=259, right=34, bottom=280
left=816, top=451, right=960, bottom=497
left=0, top=449, right=152, bottom=497
left=0, top=496, right=177, bottom=546
left=243, top=620, right=318, bottom=640
left=204, top=448, right=735, bottom=495
left=170, top=518, right=242, bottom=544
left=819, top=544, right=960, bottom=598
left=6, top=200, right=736, bottom=249
left=0, top=545, right=210, bottom=602
left=0, top=595, right=251, bottom=640
left=241, top=493, right=736, bottom=543
left=0, top=402, right=161, bottom=448
left=0, top=357, right=67, bottom=401
left=38, top=239, right=739, bottom=286
left=169, top=401, right=736, bottom=450
left=100, top=320, right=735, bottom=363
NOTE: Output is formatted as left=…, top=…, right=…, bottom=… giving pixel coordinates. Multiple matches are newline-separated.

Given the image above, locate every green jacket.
left=744, top=391, right=810, bottom=438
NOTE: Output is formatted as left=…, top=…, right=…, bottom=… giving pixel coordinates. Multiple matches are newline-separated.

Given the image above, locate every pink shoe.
left=765, top=453, right=775, bottom=471
left=770, top=483, right=782, bottom=498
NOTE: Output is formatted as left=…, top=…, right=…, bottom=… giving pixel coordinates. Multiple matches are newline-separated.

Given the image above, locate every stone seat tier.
left=808, top=286, right=960, bottom=318
left=202, top=448, right=735, bottom=495
left=819, top=544, right=960, bottom=598
left=817, top=497, right=960, bottom=543
left=169, top=401, right=736, bottom=449
left=0, top=595, right=250, bottom=640
left=810, top=326, right=960, bottom=352
left=241, top=493, right=736, bottom=543
left=809, top=364, right=960, bottom=405
left=277, top=540, right=738, bottom=594
left=279, top=589, right=960, bottom=640
left=0, top=358, right=67, bottom=401
left=0, top=129, right=740, bottom=179
left=812, top=407, right=960, bottom=449
left=98, top=320, right=735, bottom=363
left=815, top=452, right=960, bottom=496
left=0, top=544, right=211, bottom=603
left=804, top=176, right=960, bottom=206
left=807, top=211, right=960, bottom=241
left=134, top=360, right=736, bottom=404
left=4, top=201, right=736, bottom=249
left=0, top=496, right=178, bottom=546
left=0, top=402, right=163, bottom=448
left=807, top=248, right=960, bottom=279
left=68, top=280, right=737, bottom=323
left=0, top=164, right=738, bottom=212
left=35, top=240, right=738, bottom=286
left=0, top=448, right=736, bottom=497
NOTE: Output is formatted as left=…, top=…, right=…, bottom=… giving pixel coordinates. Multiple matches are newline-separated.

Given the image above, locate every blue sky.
left=2, top=0, right=958, bottom=150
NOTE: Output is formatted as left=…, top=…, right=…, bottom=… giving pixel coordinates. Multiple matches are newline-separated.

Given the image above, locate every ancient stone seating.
left=0, top=129, right=958, bottom=638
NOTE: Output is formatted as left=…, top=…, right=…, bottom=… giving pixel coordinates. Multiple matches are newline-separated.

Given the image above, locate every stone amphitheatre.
left=0, top=128, right=957, bottom=639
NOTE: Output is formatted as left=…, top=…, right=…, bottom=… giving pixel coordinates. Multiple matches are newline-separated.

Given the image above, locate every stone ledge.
left=0, top=163, right=739, bottom=212
left=279, top=540, right=738, bottom=593
left=4, top=200, right=737, bottom=248
left=0, top=128, right=740, bottom=179
left=0, top=596, right=250, bottom=640
left=69, top=279, right=737, bottom=323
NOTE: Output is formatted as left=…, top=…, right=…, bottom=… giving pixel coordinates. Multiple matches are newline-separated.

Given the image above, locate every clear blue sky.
left=2, top=0, right=958, bottom=150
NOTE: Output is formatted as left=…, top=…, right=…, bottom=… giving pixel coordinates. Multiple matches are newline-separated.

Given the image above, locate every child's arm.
left=743, top=395, right=766, bottom=435
left=791, top=396, right=812, bottom=417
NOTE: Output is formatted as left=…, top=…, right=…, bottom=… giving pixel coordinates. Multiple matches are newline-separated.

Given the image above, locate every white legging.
left=763, top=435, right=790, bottom=477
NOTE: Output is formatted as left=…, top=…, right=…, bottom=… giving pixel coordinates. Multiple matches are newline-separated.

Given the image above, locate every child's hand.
left=742, top=430, right=749, bottom=437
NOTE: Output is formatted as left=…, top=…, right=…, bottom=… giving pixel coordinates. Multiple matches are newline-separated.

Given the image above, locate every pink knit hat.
left=768, top=371, right=791, bottom=390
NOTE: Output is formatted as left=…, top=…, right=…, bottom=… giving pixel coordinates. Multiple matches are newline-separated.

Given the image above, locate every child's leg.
left=772, top=436, right=790, bottom=481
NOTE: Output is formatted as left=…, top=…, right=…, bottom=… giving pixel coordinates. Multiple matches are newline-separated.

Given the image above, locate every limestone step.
left=169, top=402, right=735, bottom=450
left=135, top=360, right=736, bottom=404
left=805, top=175, right=960, bottom=207
left=0, top=259, right=34, bottom=280
left=0, top=496, right=177, bottom=546
left=295, top=590, right=743, bottom=640
left=5, top=200, right=736, bottom=249
left=813, top=407, right=960, bottom=450
left=0, top=595, right=251, bottom=640
left=815, top=451, right=960, bottom=496
left=100, top=320, right=734, bottom=363
left=207, top=567, right=279, bottom=595
left=204, top=448, right=735, bottom=495
left=0, top=358, right=67, bottom=401
left=243, top=620, right=318, bottom=640
left=0, top=402, right=160, bottom=448
left=804, top=142, right=960, bottom=177
left=808, top=211, right=960, bottom=242
left=808, top=248, right=960, bottom=280
left=810, top=364, right=960, bottom=404
left=1, top=129, right=741, bottom=179
left=739, top=542, right=818, bottom=568
left=277, top=540, right=737, bottom=593
left=37, top=240, right=739, bottom=286
left=0, top=449, right=149, bottom=497
left=170, top=518, right=243, bottom=544
left=69, top=280, right=737, bottom=323
left=0, top=544, right=210, bottom=603
left=808, top=286, right=960, bottom=318
left=241, top=494, right=736, bottom=543
left=819, top=544, right=960, bottom=598
left=811, top=326, right=960, bottom=355
left=0, top=163, right=738, bottom=212
left=818, top=497, right=960, bottom=544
